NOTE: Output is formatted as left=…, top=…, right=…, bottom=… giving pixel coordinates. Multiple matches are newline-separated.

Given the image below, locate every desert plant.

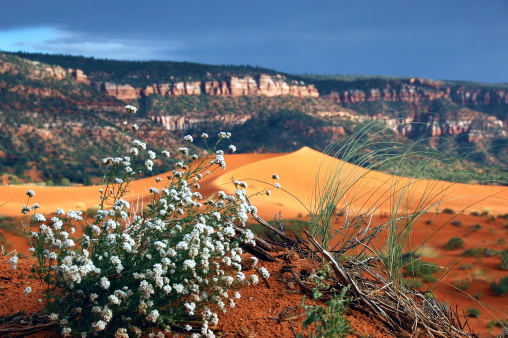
left=491, top=275, right=508, bottom=296
left=466, top=307, right=481, bottom=318
left=442, top=208, right=455, bottom=214
left=445, top=237, right=464, bottom=250
left=452, top=279, right=470, bottom=291
left=481, top=208, right=491, bottom=217
left=403, top=260, right=441, bottom=279
left=13, top=106, right=265, bottom=337
left=451, top=220, right=462, bottom=227
left=501, top=249, right=508, bottom=270
left=459, top=264, right=474, bottom=270
left=462, top=248, right=485, bottom=258
left=300, top=285, right=351, bottom=338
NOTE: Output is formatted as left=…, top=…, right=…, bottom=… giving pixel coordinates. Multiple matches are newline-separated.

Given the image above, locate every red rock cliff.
left=94, top=74, right=319, bottom=101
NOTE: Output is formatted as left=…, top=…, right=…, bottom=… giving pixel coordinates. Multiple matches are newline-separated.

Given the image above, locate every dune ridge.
left=1, top=147, right=507, bottom=220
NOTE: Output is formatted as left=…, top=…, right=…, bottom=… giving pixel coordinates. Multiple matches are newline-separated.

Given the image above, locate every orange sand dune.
left=1, top=147, right=507, bottom=221
left=0, top=152, right=283, bottom=217
left=209, top=147, right=508, bottom=220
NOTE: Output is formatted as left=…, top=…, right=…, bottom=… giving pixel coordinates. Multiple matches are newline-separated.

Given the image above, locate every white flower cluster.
left=18, top=114, right=268, bottom=337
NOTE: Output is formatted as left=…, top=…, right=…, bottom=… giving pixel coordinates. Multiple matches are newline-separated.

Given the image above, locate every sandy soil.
left=1, top=147, right=508, bottom=336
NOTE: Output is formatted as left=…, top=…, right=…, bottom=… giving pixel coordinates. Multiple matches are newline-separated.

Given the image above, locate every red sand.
left=1, top=147, right=508, bottom=336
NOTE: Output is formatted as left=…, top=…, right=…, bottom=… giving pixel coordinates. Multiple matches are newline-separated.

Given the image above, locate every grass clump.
left=491, top=276, right=508, bottom=296
left=501, top=249, right=508, bottom=270
left=466, top=307, right=481, bottom=318
left=462, top=248, right=485, bottom=258
left=403, top=260, right=441, bottom=280
left=452, top=279, right=470, bottom=291
left=445, top=237, right=464, bottom=250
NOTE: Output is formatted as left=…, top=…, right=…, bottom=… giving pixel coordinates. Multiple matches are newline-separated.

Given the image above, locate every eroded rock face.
left=325, top=81, right=508, bottom=106
left=94, top=74, right=319, bottom=101
left=151, top=113, right=252, bottom=131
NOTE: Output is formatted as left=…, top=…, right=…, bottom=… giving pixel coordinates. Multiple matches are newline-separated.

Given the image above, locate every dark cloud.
left=1, top=0, right=507, bottom=83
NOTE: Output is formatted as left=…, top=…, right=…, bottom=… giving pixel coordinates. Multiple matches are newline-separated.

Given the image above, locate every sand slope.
left=1, top=147, right=507, bottom=220
left=209, top=147, right=508, bottom=220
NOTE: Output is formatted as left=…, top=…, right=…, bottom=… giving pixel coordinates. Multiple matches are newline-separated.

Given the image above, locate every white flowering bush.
left=16, top=106, right=261, bottom=337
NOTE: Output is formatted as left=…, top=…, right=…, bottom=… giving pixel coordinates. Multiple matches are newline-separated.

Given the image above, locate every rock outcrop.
left=151, top=113, right=251, bottom=131
left=94, top=74, right=319, bottom=101
left=324, top=78, right=508, bottom=106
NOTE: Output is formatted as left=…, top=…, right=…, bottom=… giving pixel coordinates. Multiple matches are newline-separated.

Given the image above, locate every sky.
left=0, top=1, right=507, bottom=84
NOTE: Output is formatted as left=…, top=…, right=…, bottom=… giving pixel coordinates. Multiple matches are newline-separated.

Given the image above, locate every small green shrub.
left=301, top=286, right=350, bottom=338
left=452, top=279, right=470, bottom=291
left=442, top=208, right=455, bottom=214
left=468, top=224, right=482, bottom=232
left=404, top=260, right=441, bottom=279
left=451, top=220, right=462, bottom=227
left=501, top=249, right=508, bottom=270
left=459, top=264, right=473, bottom=270
left=466, top=307, right=481, bottom=318
left=487, top=319, right=508, bottom=328
left=445, top=237, right=464, bottom=250
left=462, top=248, right=484, bottom=257
left=491, top=276, right=508, bottom=296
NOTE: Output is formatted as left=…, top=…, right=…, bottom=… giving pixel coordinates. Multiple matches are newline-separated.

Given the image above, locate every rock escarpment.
left=94, top=74, right=319, bottom=101
left=324, top=78, right=508, bottom=106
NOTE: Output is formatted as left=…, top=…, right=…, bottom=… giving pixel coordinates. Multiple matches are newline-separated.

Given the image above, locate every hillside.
left=1, top=51, right=508, bottom=185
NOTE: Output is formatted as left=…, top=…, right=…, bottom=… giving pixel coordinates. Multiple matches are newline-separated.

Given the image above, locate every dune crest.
left=0, top=147, right=507, bottom=221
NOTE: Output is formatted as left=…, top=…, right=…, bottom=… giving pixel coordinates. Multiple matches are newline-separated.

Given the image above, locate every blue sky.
left=1, top=0, right=507, bottom=84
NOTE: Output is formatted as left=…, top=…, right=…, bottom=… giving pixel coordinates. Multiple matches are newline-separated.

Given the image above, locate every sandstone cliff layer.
left=325, top=78, right=508, bottom=106
left=93, top=74, right=319, bottom=101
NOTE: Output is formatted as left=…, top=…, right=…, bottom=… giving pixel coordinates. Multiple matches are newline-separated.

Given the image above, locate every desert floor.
left=1, top=147, right=508, bottom=336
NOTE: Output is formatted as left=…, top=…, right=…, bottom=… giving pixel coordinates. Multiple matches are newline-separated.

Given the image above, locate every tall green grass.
left=304, top=120, right=508, bottom=334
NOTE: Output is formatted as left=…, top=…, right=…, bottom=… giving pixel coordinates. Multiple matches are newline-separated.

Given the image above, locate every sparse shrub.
left=462, top=248, right=484, bottom=257
left=403, top=260, right=441, bottom=279
left=60, top=177, right=72, bottom=186
left=452, top=279, right=470, bottom=291
left=13, top=106, right=265, bottom=336
left=466, top=307, right=481, bottom=318
left=470, top=210, right=480, bottom=217
left=487, top=319, right=508, bottom=329
left=491, top=276, right=508, bottom=296
left=442, top=208, right=455, bottom=214
left=451, top=220, right=462, bottom=227
left=301, top=286, right=350, bottom=338
left=84, top=204, right=101, bottom=218
left=75, top=202, right=86, bottom=211
left=501, top=249, right=508, bottom=270
left=481, top=208, right=491, bottom=217
left=474, top=292, right=482, bottom=300
left=468, top=224, right=482, bottom=232
left=459, top=264, right=473, bottom=270
left=445, top=237, right=464, bottom=250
